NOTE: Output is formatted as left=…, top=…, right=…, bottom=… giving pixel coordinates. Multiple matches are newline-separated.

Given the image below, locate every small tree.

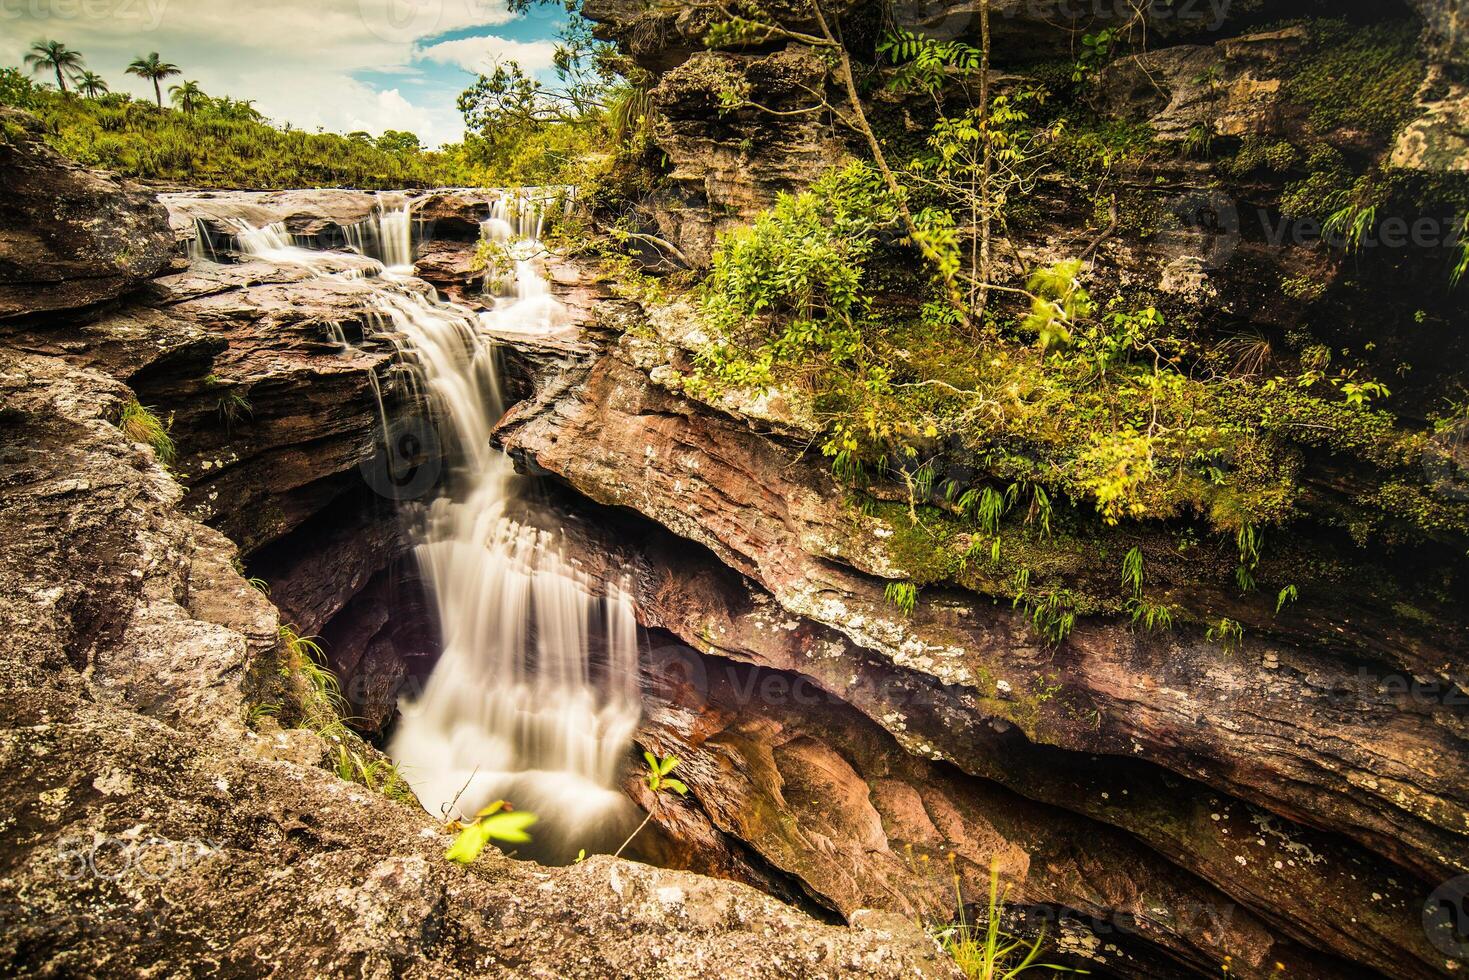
left=376, top=129, right=423, bottom=154
left=613, top=752, right=688, bottom=858
left=170, top=80, right=206, bottom=114
left=77, top=71, right=109, bottom=99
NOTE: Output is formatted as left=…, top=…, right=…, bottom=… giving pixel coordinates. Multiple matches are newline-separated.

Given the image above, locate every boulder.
left=0, top=109, right=175, bottom=318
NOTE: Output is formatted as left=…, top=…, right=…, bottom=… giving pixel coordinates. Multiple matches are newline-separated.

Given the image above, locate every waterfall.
left=231, top=219, right=296, bottom=258
left=343, top=194, right=416, bottom=272
left=477, top=190, right=573, bottom=335
left=187, top=217, right=218, bottom=264
left=232, top=190, right=641, bottom=862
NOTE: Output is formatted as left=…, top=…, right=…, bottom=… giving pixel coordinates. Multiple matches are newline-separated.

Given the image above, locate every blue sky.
left=0, top=0, right=569, bottom=147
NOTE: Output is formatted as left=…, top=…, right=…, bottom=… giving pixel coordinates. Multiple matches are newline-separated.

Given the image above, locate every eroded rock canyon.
left=2, top=1, right=1468, bottom=977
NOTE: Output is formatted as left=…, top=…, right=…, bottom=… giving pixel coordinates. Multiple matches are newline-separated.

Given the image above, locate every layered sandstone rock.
left=0, top=108, right=175, bottom=318
left=0, top=111, right=959, bottom=980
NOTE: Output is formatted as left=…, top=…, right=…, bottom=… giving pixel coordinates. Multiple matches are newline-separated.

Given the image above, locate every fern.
left=1028, top=485, right=1053, bottom=537
left=1323, top=200, right=1377, bottom=253
left=1029, top=594, right=1075, bottom=645
left=1275, top=584, right=1299, bottom=614
left=1126, top=598, right=1173, bottom=633
left=885, top=581, right=919, bottom=616
left=1206, top=617, right=1244, bottom=651
left=1453, top=213, right=1469, bottom=288
left=1235, top=524, right=1261, bottom=594
left=1121, top=546, right=1144, bottom=598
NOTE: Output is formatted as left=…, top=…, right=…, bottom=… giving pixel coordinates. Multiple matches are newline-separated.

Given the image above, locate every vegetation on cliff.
left=584, top=6, right=1469, bottom=649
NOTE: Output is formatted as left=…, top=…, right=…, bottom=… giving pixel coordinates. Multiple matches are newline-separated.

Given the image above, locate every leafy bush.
left=698, top=161, right=902, bottom=389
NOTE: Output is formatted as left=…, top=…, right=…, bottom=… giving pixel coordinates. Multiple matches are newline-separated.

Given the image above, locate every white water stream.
left=228, top=191, right=640, bottom=860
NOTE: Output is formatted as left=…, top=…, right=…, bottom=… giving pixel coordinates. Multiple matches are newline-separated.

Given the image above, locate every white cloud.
left=417, top=34, right=556, bottom=74
left=0, top=0, right=527, bottom=147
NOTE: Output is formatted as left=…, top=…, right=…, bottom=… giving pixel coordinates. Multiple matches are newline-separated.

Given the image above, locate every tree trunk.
left=154, top=78, right=162, bottom=108
left=807, top=0, right=971, bottom=326
left=977, top=0, right=993, bottom=320
left=55, top=68, right=67, bottom=94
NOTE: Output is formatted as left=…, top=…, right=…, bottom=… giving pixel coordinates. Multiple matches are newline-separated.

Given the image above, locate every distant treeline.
left=0, top=67, right=483, bottom=190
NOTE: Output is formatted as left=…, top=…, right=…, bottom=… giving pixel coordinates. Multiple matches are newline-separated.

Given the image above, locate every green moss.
left=1226, top=136, right=1302, bottom=178
left=874, top=503, right=964, bottom=586
left=1284, top=20, right=1426, bottom=141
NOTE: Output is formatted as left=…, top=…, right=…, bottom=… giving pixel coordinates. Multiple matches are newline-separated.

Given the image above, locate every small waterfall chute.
left=344, top=193, right=417, bottom=273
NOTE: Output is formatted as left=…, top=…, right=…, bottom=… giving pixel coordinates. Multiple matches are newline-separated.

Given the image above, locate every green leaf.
left=662, top=778, right=689, bottom=796
left=643, top=750, right=658, bottom=772
left=445, top=821, right=493, bottom=864
left=474, top=800, right=508, bottom=818
left=480, top=810, right=538, bottom=844
left=658, top=754, right=679, bottom=775
left=443, top=809, right=538, bottom=864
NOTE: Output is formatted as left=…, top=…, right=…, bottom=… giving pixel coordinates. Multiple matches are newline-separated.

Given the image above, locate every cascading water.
left=187, top=217, right=218, bottom=264
left=343, top=194, right=416, bottom=273
left=477, top=190, right=573, bottom=335
left=228, top=190, right=641, bottom=861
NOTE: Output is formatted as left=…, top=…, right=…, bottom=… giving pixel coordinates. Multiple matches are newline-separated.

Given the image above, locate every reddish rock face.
left=489, top=319, right=1468, bottom=977
left=0, top=118, right=962, bottom=980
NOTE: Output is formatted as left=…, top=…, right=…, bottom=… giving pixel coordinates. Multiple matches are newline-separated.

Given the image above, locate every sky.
left=0, top=0, right=568, bottom=147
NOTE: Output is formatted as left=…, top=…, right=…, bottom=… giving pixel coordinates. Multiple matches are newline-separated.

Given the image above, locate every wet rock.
left=1392, top=66, right=1469, bottom=171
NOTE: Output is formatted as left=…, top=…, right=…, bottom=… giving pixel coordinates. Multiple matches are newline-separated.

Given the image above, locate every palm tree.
left=170, top=80, right=206, bottom=115
left=126, top=52, right=180, bottom=108
left=77, top=71, right=109, bottom=99
left=24, top=40, right=84, bottom=94
left=216, top=97, right=262, bottom=122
